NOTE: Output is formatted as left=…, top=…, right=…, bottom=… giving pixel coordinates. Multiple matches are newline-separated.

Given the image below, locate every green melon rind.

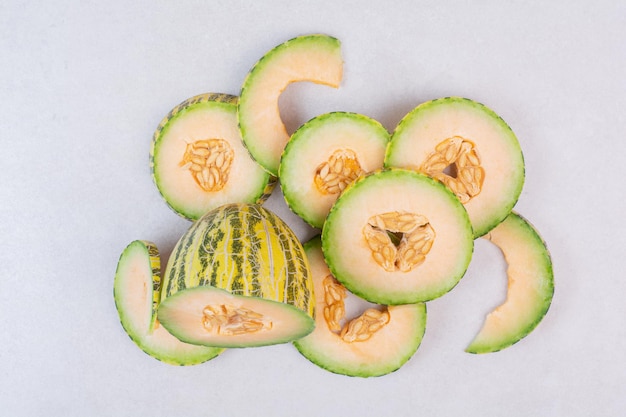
left=466, top=212, right=554, bottom=354
left=279, top=111, right=390, bottom=229
left=294, top=237, right=427, bottom=378
left=322, top=168, right=474, bottom=305
left=385, top=97, right=525, bottom=238
left=114, top=240, right=223, bottom=365
left=238, top=34, right=343, bottom=176
left=150, top=93, right=277, bottom=220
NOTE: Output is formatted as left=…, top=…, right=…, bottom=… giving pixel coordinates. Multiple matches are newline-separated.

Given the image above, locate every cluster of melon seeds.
left=420, top=136, right=485, bottom=204
left=313, top=149, right=365, bottom=195
left=363, top=211, right=435, bottom=273
left=202, top=304, right=272, bottom=336
left=179, top=139, right=234, bottom=192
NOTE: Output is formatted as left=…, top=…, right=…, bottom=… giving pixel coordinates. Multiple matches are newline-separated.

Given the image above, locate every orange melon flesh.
left=114, top=241, right=223, bottom=365
left=294, top=237, right=426, bottom=377
left=466, top=212, right=554, bottom=353
left=238, top=34, right=343, bottom=176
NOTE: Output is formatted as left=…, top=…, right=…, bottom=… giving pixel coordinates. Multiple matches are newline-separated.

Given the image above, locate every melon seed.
left=313, top=149, right=365, bottom=195
left=180, top=139, right=234, bottom=192
left=201, top=304, right=271, bottom=335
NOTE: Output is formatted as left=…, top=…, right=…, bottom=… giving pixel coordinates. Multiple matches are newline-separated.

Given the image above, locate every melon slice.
left=114, top=240, right=223, bottom=365
left=322, top=168, right=474, bottom=305
left=157, top=203, right=315, bottom=348
left=466, top=212, right=554, bottom=353
left=279, top=112, right=390, bottom=229
left=385, top=97, right=525, bottom=238
left=238, top=34, right=343, bottom=176
left=150, top=93, right=276, bottom=221
left=294, top=237, right=427, bottom=377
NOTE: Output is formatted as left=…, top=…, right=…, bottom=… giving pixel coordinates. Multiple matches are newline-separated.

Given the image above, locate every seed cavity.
left=363, top=211, right=435, bottom=272
left=420, top=136, right=485, bottom=204
left=180, top=139, right=234, bottom=192
left=322, top=275, right=390, bottom=343
left=314, top=149, right=365, bottom=195
left=202, top=304, right=272, bottom=336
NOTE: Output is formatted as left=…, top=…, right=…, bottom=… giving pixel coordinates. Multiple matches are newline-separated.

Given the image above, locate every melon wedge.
left=466, top=212, right=554, bottom=353
left=238, top=34, right=343, bottom=176
left=385, top=97, right=525, bottom=238
left=114, top=240, right=223, bottom=365
left=322, top=168, right=474, bottom=305
left=294, top=237, right=426, bottom=377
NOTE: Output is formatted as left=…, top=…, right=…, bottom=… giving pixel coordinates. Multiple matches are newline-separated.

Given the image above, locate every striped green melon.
left=238, top=34, right=343, bottom=176
left=157, top=203, right=315, bottom=348
left=114, top=240, right=223, bottom=365
left=466, top=212, right=554, bottom=354
left=294, top=236, right=427, bottom=377
left=150, top=93, right=276, bottom=221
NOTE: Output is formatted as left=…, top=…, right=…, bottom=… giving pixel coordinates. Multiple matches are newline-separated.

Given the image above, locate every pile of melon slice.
left=114, top=34, right=554, bottom=377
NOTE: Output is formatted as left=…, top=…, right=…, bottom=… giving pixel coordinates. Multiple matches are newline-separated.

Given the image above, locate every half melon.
left=279, top=111, right=390, bottom=229
left=322, top=168, right=474, bottom=305
left=150, top=93, right=276, bottom=221
left=238, top=34, right=343, bottom=176
left=294, top=236, right=427, bottom=377
left=466, top=212, right=554, bottom=353
left=114, top=240, right=223, bottom=365
left=385, top=97, right=524, bottom=238
left=157, top=203, right=315, bottom=348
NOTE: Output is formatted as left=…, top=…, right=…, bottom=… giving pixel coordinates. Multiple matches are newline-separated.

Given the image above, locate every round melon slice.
left=385, top=97, right=525, bottom=238
left=150, top=93, right=276, bottom=221
left=322, top=168, right=474, bottom=305
left=279, top=112, right=390, bottom=229
left=294, top=236, right=427, bottom=377
left=157, top=203, right=315, bottom=348
left=238, top=34, right=343, bottom=176
left=466, top=212, right=554, bottom=354
left=114, top=240, right=223, bottom=365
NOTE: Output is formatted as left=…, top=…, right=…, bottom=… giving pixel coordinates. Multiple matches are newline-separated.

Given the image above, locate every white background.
left=1, top=1, right=625, bottom=416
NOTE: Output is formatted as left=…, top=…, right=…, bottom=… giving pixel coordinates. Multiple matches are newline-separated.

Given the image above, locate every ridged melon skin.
left=150, top=93, right=276, bottom=221
left=385, top=97, right=525, bottom=238
left=466, top=212, right=554, bottom=354
left=294, top=237, right=427, bottom=378
left=158, top=203, right=316, bottom=347
left=238, top=34, right=343, bottom=176
left=114, top=240, right=223, bottom=365
left=322, top=168, right=474, bottom=305
left=279, top=111, right=390, bottom=229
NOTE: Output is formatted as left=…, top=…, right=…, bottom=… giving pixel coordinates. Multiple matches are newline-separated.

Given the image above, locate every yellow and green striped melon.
left=150, top=93, right=276, bottom=221
left=114, top=240, right=223, bottom=365
left=157, top=203, right=315, bottom=348
left=238, top=34, right=343, bottom=176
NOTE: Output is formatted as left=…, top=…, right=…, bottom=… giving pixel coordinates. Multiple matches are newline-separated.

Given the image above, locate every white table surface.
left=1, top=1, right=625, bottom=416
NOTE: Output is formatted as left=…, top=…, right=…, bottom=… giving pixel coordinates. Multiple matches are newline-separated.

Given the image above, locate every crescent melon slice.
left=294, top=236, right=427, bottom=377
left=385, top=97, right=525, bottom=238
left=238, top=34, right=343, bottom=176
left=279, top=112, right=390, bottom=229
left=322, top=168, right=474, bottom=305
left=114, top=240, right=223, bottom=365
left=157, top=203, right=315, bottom=348
left=466, top=212, right=554, bottom=353
left=150, top=93, right=276, bottom=221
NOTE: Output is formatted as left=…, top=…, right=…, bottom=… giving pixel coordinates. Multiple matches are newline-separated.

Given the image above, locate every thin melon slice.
left=238, top=34, right=343, bottom=176
left=157, top=203, right=315, bottom=348
left=150, top=93, right=276, bottom=221
left=322, top=168, right=474, bottom=305
left=294, top=236, right=427, bottom=377
left=279, top=112, right=390, bottom=228
left=114, top=240, right=223, bottom=365
left=466, top=212, right=554, bottom=353
left=385, top=97, right=524, bottom=238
